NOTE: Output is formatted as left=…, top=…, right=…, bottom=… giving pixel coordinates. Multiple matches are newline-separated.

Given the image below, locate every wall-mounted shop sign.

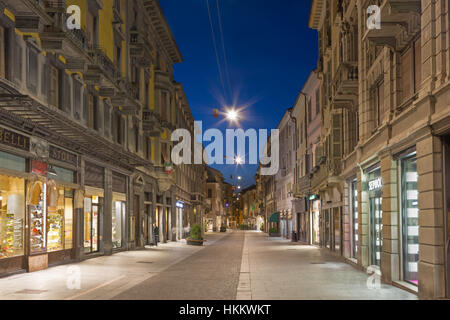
left=49, top=146, right=78, bottom=166
left=32, top=160, right=47, bottom=175
left=308, top=194, right=319, bottom=201
left=368, top=177, right=383, bottom=191
left=0, top=127, right=30, bottom=151
left=176, top=201, right=184, bottom=208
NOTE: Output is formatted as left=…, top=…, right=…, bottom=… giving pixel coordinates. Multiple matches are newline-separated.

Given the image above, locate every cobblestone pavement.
left=112, top=231, right=245, bottom=300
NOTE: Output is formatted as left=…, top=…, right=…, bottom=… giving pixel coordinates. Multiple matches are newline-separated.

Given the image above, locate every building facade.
left=205, top=166, right=224, bottom=232
left=275, top=108, right=297, bottom=239
left=308, top=0, right=450, bottom=299
left=0, top=0, right=203, bottom=276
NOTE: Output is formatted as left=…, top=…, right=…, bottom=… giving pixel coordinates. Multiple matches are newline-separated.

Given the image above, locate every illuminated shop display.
left=29, top=181, right=46, bottom=254
left=47, top=185, right=74, bottom=252
left=367, top=167, right=382, bottom=267
left=351, top=179, right=358, bottom=258
left=0, top=176, right=25, bottom=259
left=311, top=200, right=320, bottom=245
left=84, top=195, right=101, bottom=253
left=112, top=193, right=126, bottom=249
left=401, top=155, right=419, bottom=285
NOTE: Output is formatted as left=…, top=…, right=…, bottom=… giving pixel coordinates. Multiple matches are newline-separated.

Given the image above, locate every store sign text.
left=0, top=127, right=30, bottom=151
left=50, top=146, right=77, bottom=166
left=368, top=178, right=382, bottom=191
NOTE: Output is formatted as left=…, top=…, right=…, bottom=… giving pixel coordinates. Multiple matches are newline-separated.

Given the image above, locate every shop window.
left=29, top=181, right=46, bottom=254
left=351, top=179, right=358, bottom=258
left=47, top=185, right=74, bottom=252
left=112, top=198, right=125, bottom=249
left=367, top=167, right=382, bottom=267
left=401, top=155, right=419, bottom=285
left=0, top=176, right=25, bottom=259
left=84, top=196, right=102, bottom=253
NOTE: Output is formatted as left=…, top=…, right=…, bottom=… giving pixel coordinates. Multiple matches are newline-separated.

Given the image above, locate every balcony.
left=0, top=77, right=148, bottom=169
left=332, top=63, right=358, bottom=107
left=310, top=164, right=328, bottom=191
left=111, top=95, right=139, bottom=116
left=294, top=175, right=311, bottom=197
left=143, top=111, right=162, bottom=137
left=154, top=70, right=173, bottom=90
left=363, top=0, right=421, bottom=52
left=130, top=29, right=153, bottom=67
left=38, top=2, right=90, bottom=56
left=3, top=0, right=53, bottom=32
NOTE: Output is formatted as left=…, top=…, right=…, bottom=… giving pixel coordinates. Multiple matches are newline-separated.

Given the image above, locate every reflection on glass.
left=92, top=205, right=98, bottom=252
left=402, top=156, right=418, bottom=285
left=47, top=186, right=63, bottom=252
left=30, top=182, right=46, bottom=254
left=0, top=176, right=25, bottom=259
left=351, top=179, right=359, bottom=258
left=112, top=201, right=125, bottom=249
left=311, top=200, right=320, bottom=245
left=84, top=197, right=92, bottom=252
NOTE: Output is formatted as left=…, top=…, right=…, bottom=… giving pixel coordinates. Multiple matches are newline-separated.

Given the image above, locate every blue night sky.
left=159, top=0, right=318, bottom=189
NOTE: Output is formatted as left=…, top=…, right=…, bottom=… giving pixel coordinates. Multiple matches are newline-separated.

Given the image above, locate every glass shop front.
left=366, top=166, right=382, bottom=267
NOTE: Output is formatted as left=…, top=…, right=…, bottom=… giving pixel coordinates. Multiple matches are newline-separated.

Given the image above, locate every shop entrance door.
left=370, top=193, right=383, bottom=267
left=84, top=197, right=101, bottom=254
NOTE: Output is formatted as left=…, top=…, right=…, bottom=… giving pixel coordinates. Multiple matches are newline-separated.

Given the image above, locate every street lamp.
left=238, top=176, right=242, bottom=180
left=226, top=109, right=239, bottom=122
left=235, top=156, right=243, bottom=165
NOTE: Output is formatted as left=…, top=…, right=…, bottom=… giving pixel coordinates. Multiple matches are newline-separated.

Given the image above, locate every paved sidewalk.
left=0, top=233, right=228, bottom=300
left=113, top=231, right=244, bottom=300
left=244, top=231, right=418, bottom=300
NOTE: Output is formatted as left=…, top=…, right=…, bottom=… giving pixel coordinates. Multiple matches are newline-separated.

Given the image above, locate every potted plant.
left=187, top=224, right=204, bottom=246
left=269, top=227, right=279, bottom=237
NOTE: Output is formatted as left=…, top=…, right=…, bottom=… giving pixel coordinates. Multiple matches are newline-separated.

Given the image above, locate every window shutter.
left=104, top=102, right=110, bottom=137
left=112, top=172, right=126, bottom=193
left=401, top=47, right=412, bottom=103
left=14, top=40, right=22, bottom=83
left=332, top=113, right=342, bottom=158
left=0, top=26, right=5, bottom=79
left=414, top=39, right=421, bottom=93
left=64, top=74, right=71, bottom=113
left=84, top=162, right=104, bottom=188
left=73, top=79, right=82, bottom=120
left=41, top=62, right=49, bottom=98
left=83, top=89, right=88, bottom=125
left=49, top=66, right=59, bottom=108
left=378, top=81, right=385, bottom=124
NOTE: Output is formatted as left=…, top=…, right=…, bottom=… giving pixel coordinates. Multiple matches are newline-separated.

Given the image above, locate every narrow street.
left=0, top=231, right=416, bottom=300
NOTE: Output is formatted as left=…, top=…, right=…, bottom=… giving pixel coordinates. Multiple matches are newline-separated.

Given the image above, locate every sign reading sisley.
left=368, top=177, right=382, bottom=191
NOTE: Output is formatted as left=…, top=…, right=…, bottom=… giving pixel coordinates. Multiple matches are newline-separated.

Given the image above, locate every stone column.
left=417, top=134, right=446, bottom=298
left=103, top=168, right=113, bottom=255
left=380, top=153, right=400, bottom=283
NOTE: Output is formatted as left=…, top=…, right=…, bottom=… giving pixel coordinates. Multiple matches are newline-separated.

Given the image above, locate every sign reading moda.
left=171, top=121, right=279, bottom=176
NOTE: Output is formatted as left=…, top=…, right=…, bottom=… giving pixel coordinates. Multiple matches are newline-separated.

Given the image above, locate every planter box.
left=269, top=233, right=280, bottom=237
left=187, top=239, right=204, bottom=246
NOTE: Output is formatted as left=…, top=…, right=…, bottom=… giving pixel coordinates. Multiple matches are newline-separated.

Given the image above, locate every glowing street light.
left=238, top=176, right=242, bottom=180
left=226, top=109, right=239, bottom=122
left=235, top=156, right=243, bottom=165
left=238, top=186, right=241, bottom=190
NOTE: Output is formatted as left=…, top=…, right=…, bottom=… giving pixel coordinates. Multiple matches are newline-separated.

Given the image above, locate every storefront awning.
left=269, top=212, right=279, bottom=223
